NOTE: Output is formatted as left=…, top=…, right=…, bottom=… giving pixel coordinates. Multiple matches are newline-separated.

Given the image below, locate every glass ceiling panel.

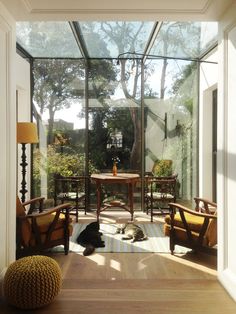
left=16, top=21, right=218, bottom=60
left=149, top=21, right=218, bottom=60
left=78, top=21, right=156, bottom=58
left=199, top=22, right=218, bottom=55
left=16, top=22, right=82, bottom=58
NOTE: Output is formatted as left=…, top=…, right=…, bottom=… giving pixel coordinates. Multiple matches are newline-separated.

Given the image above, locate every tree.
left=96, top=22, right=201, bottom=169
left=97, top=22, right=150, bottom=169
left=86, top=59, right=118, bottom=169
left=33, top=59, right=85, bottom=144
left=151, top=22, right=200, bottom=99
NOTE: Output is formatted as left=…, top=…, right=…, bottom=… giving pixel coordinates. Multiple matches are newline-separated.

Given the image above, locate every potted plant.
left=152, top=159, right=173, bottom=177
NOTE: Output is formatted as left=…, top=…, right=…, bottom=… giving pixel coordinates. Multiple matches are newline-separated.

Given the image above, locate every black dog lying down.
left=76, top=221, right=105, bottom=256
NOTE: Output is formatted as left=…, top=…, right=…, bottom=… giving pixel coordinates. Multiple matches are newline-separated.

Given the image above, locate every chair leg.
left=151, top=207, right=153, bottom=222
left=84, top=198, right=87, bottom=215
left=64, top=246, right=69, bottom=255
left=170, top=229, right=175, bottom=254
left=75, top=209, right=78, bottom=223
left=170, top=240, right=174, bottom=255
left=64, top=236, right=69, bottom=255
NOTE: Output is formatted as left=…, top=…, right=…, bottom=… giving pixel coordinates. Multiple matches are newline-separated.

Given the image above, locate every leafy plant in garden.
left=33, top=145, right=98, bottom=197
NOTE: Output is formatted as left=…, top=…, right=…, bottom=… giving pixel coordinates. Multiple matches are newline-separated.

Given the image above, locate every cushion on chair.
left=205, top=218, right=217, bottom=247
left=147, top=192, right=175, bottom=200
left=164, top=212, right=217, bottom=247
left=33, top=212, right=72, bottom=233
left=16, top=197, right=32, bottom=246
left=57, top=192, right=85, bottom=200
left=164, top=212, right=205, bottom=233
left=16, top=197, right=26, bottom=216
left=29, top=213, right=73, bottom=246
left=29, top=224, right=73, bottom=246
left=163, top=224, right=209, bottom=246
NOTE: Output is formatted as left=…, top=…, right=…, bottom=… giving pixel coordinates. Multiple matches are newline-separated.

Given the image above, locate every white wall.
left=0, top=2, right=16, bottom=275
left=16, top=54, right=32, bottom=201
left=199, top=49, right=218, bottom=199
left=218, top=3, right=236, bottom=301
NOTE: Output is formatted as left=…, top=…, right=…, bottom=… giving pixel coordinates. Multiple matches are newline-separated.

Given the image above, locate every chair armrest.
left=22, top=197, right=45, bottom=214
left=25, top=203, right=72, bottom=219
left=194, top=197, right=217, bottom=214
left=22, top=197, right=45, bottom=206
left=168, top=202, right=217, bottom=219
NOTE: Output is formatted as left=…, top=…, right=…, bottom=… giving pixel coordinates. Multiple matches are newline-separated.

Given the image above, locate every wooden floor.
left=1, top=210, right=236, bottom=313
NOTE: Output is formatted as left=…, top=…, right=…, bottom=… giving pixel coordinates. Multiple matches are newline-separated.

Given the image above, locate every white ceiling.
left=1, top=0, right=233, bottom=21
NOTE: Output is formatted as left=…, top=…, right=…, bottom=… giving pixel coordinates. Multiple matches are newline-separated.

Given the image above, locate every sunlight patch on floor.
left=110, top=259, right=121, bottom=272
left=161, top=252, right=217, bottom=276
left=87, top=253, right=106, bottom=266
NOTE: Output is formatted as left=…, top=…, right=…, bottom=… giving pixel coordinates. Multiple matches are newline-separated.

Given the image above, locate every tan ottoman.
left=3, top=255, right=62, bottom=309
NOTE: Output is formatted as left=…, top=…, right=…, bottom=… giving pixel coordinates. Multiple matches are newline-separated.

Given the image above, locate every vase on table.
left=112, top=162, right=117, bottom=176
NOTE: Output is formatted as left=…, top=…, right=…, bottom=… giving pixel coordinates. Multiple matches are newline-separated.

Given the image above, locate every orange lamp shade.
left=17, top=122, right=39, bottom=144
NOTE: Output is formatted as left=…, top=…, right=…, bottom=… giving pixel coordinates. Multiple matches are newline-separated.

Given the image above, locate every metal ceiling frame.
left=69, top=21, right=89, bottom=59
left=16, top=21, right=218, bottom=63
left=142, top=22, right=162, bottom=63
left=69, top=21, right=163, bottom=61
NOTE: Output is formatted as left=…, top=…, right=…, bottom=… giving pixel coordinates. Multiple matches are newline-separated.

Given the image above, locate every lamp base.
left=20, top=143, right=28, bottom=203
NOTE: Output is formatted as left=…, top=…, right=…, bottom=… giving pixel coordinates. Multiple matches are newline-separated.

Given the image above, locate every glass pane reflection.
left=144, top=58, right=199, bottom=201
left=78, top=21, right=155, bottom=58
left=16, top=22, right=82, bottom=58
left=150, top=21, right=218, bottom=59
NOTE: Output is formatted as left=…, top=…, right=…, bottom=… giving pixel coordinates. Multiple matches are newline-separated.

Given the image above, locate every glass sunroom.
left=16, top=21, right=218, bottom=211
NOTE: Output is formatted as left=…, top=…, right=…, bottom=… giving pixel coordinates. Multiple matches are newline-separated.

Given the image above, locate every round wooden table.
left=90, top=173, right=140, bottom=221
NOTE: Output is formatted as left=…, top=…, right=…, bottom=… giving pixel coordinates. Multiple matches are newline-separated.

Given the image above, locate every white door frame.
left=0, top=3, right=16, bottom=276
left=218, top=7, right=236, bottom=301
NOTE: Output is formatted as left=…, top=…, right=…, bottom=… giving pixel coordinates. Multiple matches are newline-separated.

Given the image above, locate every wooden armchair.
left=16, top=196, right=73, bottom=259
left=54, top=174, right=87, bottom=222
left=144, top=174, right=177, bottom=222
left=164, top=198, right=217, bottom=255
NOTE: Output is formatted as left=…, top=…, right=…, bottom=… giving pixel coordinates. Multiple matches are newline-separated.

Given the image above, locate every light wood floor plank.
left=1, top=211, right=236, bottom=313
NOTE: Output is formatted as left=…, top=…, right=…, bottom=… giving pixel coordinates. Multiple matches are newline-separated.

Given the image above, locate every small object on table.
left=112, top=162, right=118, bottom=176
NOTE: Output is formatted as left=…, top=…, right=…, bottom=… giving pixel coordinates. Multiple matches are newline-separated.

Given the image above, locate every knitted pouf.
left=3, top=255, right=62, bottom=310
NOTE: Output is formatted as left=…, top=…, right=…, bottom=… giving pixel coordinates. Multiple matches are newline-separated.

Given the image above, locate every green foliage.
left=33, top=59, right=85, bottom=144
left=171, top=62, right=197, bottom=116
left=33, top=145, right=98, bottom=197
left=152, top=159, right=173, bottom=177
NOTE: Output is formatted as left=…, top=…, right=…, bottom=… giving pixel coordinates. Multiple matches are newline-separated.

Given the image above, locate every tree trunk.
left=47, top=106, right=55, bottom=145
left=120, top=59, right=141, bottom=170
left=160, top=58, right=168, bottom=99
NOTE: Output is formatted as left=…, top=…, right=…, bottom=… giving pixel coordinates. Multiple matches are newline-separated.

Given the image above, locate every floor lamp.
left=17, top=122, right=39, bottom=203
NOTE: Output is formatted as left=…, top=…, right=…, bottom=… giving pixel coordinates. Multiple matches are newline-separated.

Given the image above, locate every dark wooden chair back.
left=144, top=174, right=178, bottom=222
left=54, top=174, right=88, bottom=222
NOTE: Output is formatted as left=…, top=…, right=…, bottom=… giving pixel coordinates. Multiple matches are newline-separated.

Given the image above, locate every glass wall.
left=30, top=57, right=203, bottom=213
left=88, top=59, right=142, bottom=208
left=31, top=56, right=199, bottom=207
left=144, top=59, right=198, bottom=201
left=32, top=59, right=86, bottom=200
left=16, top=20, right=218, bottom=210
